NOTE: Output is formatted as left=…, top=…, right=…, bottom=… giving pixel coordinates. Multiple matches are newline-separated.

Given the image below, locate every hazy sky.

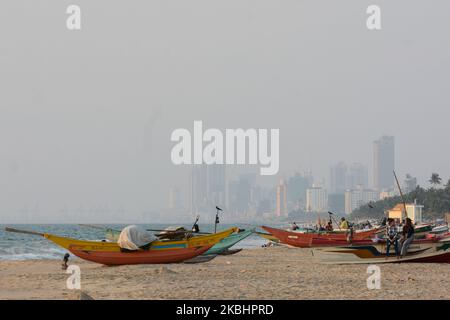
left=1, top=1, right=449, bottom=220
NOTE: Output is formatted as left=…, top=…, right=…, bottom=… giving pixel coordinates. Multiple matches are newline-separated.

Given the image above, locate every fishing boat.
left=261, top=226, right=383, bottom=248
left=313, top=237, right=450, bottom=264
left=71, top=245, right=212, bottom=265
left=4, top=227, right=236, bottom=265
left=102, top=225, right=252, bottom=256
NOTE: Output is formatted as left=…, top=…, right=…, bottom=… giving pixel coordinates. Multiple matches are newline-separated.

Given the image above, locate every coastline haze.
left=1, top=1, right=449, bottom=222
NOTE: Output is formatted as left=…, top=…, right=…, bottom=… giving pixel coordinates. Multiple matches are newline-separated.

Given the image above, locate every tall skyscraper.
left=190, top=164, right=208, bottom=214
left=227, top=173, right=255, bottom=213
left=169, top=187, right=181, bottom=209
left=329, top=162, right=348, bottom=194
left=276, top=179, right=287, bottom=217
left=190, top=164, right=227, bottom=214
left=207, top=164, right=226, bottom=208
left=347, top=162, right=368, bottom=189
left=287, top=172, right=312, bottom=207
left=373, top=135, right=395, bottom=191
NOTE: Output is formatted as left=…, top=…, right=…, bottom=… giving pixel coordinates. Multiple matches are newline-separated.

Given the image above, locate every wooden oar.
left=80, top=224, right=212, bottom=235
left=5, top=227, right=44, bottom=237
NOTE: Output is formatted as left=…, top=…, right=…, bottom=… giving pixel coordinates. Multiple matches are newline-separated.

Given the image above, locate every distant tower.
left=169, top=187, right=181, bottom=209
left=207, top=164, right=226, bottom=208
left=347, top=162, right=368, bottom=189
left=329, top=162, right=348, bottom=194
left=306, top=186, right=328, bottom=213
left=190, top=164, right=208, bottom=215
left=276, top=179, right=287, bottom=217
left=373, top=136, right=395, bottom=191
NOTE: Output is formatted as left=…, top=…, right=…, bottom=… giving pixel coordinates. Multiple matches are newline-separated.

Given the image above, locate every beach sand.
left=1, top=246, right=449, bottom=300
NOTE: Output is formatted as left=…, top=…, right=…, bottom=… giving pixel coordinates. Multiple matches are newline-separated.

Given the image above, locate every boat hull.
left=313, top=238, right=450, bottom=264
left=69, top=245, right=212, bottom=265
left=261, top=226, right=383, bottom=248
left=44, top=227, right=237, bottom=253
left=204, top=229, right=254, bottom=255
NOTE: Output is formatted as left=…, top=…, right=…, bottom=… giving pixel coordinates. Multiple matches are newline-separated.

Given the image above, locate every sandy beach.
left=1, top=246, right=449, bottom=300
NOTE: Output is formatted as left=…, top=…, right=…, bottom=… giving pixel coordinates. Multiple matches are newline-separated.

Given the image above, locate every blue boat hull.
left=204, top=229, right=254, bottom=255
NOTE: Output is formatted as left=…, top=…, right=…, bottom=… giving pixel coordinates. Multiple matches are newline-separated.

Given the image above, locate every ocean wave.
left=0, top=245, right=66, bottom=260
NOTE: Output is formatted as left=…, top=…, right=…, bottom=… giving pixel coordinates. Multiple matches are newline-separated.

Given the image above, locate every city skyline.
left=2, top=1, right=450, bottom=222
left=0, top=132, right=440, bottom=223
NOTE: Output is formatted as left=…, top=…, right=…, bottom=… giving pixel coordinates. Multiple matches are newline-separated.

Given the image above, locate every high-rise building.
left=373, top=135, right=395, bottom=191
left=328, top=193, right=345, bottom=214
left=190, top=164, right=227, bottom=214
left=207, top=164, right=226, bottom=208
left=227, top=173, right=255, bottom=214
left=276, top=179, right=287, bottom=217
left=169, top=187, right=181, bottom=209
left=330, top=162, right=368, bottom=194
left=344, top=186, right=379, bottom=214
left=287, top=172, right=313, bottom=208
left=306, top=186, right=328, bottom=213
left=347, top=162, right=368, bottom=189
left=190, top=164, right=208, bottom=214
left=329, top=162, right=348, bottom=194
left=404, top=174, right=418, bottom=193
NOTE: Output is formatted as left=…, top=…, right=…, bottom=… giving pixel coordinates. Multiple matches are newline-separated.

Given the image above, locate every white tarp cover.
left=163, top=226, right=186, bottom=232
left=117, top=225, right=157, bottom=250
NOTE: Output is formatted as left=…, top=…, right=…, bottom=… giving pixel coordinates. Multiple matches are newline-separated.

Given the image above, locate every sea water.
left=0, top=224, right=267, bottom=260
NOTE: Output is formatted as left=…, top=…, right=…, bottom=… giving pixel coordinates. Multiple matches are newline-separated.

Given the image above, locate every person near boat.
left=340, top=217, right=349, bottom=230
left=400, top=218, right=415, bottom=258
left=62, top=253, right=70, bottom=270
left=385, top=218, right=399, bottom=258
left=325, top=221, right=333, bottom=231
left=291, top=222, right=299, bottom=231
left=363, top=220, right=372, bottom=230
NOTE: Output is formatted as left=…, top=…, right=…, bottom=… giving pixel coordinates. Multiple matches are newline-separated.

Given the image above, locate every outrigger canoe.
left=5, top=227, right=236, bottom=265
left=261, top=226, right=383, bottom=248
left=104, top=226, right=253, bottom=256
left=313, top=237, right=450, bottom=264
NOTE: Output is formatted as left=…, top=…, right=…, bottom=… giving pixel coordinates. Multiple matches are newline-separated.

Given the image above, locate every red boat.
left=70, top=245, right=212, bottom=265
left=261, top=226, right=382, bottom=248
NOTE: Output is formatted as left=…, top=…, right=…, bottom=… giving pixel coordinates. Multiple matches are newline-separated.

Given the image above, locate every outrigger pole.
left=393, top=170, right=408, bottom=219
left=327, top=211, right=341, bottom=228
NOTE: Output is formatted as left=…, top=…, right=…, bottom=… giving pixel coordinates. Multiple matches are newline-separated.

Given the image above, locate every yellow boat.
left=5, top=227, right=237, bottom=252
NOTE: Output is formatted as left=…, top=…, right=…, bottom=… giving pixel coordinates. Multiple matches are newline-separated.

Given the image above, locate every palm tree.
left=429, top=173, right=442, bottom=188
left=445, top=179, right=450, bottom=191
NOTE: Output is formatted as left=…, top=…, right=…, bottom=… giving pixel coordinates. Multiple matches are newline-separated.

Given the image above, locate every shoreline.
left=1, top=246, right=449, bottom=300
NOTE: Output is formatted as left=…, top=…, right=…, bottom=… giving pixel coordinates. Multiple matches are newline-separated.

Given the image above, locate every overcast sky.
left=1, top=0, right=449, bottom=220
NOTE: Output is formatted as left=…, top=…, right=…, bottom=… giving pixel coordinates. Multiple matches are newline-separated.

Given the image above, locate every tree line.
left=350, top=173, right=450, bottom=220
